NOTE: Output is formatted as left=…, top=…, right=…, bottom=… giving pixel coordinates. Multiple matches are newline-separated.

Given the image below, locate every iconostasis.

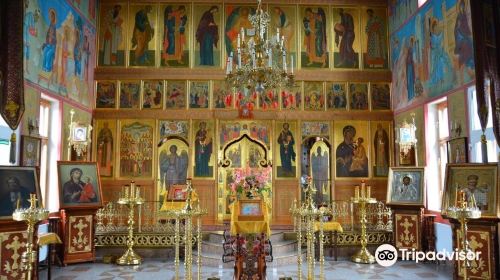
left=94, top=0, right=391, bottom=225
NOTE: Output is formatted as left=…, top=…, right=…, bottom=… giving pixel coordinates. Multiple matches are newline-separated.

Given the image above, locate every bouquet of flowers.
left=230, top=166, right=272, bottom=199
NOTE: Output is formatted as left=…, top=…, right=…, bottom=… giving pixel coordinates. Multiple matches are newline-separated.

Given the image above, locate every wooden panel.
left=192, top=180, right=217, bottom=225
left=95, top=110, right=394, bottom=121
left=0, top=230, right=28, bottom=280
left=61, top=209, right=97, bottom=264
left=272, top=180, right=299, bottom=225
left=452, top=221, right=499, bottom=280
left=394, top=212, right=421, bottom=250
left=100, top=179, right=156, bottom=203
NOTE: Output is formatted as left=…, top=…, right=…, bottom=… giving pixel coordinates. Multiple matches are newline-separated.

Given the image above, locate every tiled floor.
left=41, top=259, right=453, bottom=280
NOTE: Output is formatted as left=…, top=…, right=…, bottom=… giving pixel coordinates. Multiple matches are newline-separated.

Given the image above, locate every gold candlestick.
left=446, top=194, right=481, bottom=280
left=351, top=184, right=377, bottom=264
left=116, top=181, right=144, bottom=266
left=13, top=194, right=49, bottom=280
left=290, top=177, right=328, bottom=280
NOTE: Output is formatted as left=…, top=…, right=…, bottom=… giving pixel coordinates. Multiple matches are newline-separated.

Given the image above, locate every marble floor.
left=41, top=259, right=454, bottom=280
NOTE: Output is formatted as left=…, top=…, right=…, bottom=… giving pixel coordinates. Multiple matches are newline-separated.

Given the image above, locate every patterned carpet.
left=40, top=259, right=454, bottom=280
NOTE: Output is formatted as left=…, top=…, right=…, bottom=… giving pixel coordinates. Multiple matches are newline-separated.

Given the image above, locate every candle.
left=355, top=186, right=360, bottom=200
left=268, top=50, right=273, bottom=68
left=125, top=186, right=129, bottom=199
left=136, top=186, right=140, bottom=199
left=241, top=27, right=245, bottom=41
left=16, top=197, right=20, bottom=209
left=471, top=193, right=477, bottom=208
left=361, top=185, right=366, bottom=199
left=276, top=28, right=280, bottom=41
left=226, top=58, right=231, bottom=74
left=367, top=186, right=371, bottom=199
left=290, top=55, right=294, bottom=74
left=237, top=34, right=241, bottom=48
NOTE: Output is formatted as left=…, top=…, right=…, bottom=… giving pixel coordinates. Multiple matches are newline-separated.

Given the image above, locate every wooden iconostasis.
left=94, top=0, right=392, bottom=225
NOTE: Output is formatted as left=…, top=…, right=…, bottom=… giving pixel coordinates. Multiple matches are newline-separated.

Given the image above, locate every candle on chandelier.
left=355, top=186, right=360, bottom=200
left=367, top=185, right=371, bottom=199
left=361, top=184, right=366, bottom=198
left=136, top=186, right=140, bottom=199
left=276, top=28, right=280, bottom=41
left=125, top=186, right=129, bottom=199
left=130, top=182, right=135, bottom=199
left=290, top=55, right=294, bottom=74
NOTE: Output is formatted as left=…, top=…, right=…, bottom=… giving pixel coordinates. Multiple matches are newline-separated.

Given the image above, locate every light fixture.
left=225, top=0, right=295, bottom=99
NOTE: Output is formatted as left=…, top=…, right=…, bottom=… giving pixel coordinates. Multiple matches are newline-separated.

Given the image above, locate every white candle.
left=282, top=51, right=286, bottom=71
left=276, top=28, right=280, bottom=41
left=268, top=50, right=272, bottom=67
left=241, top=27, right=245, bottom=41
left=226, top=58, right=231, bottom=74
left=290, top=55, right=294, bottom=74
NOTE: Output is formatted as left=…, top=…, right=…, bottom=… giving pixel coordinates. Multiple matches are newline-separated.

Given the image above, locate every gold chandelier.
left=225, top=0, right=295, bottom=97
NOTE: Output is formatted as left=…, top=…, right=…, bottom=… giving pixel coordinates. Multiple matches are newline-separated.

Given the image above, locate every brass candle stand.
left=350, top=182, right=377, bottom=264
left=290, top=177, right=328, bottom=280
left=446, top=191, right=481, bottom=280
left=116, top=181, right=144, bottom=266
left=13, top=194, right=49, bottom=280
left=167, top=179, right=207, bottom=280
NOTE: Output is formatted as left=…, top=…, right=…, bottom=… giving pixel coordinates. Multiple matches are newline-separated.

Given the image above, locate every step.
left=193, top=251, right=233, bottom=268
left=270, top=240, right=298, bottom=255
left=206, top=231, right=295, bottom=244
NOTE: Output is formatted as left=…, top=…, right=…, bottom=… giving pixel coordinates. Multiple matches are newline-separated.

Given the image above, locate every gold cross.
left=5, top=236, right=26, bottom=271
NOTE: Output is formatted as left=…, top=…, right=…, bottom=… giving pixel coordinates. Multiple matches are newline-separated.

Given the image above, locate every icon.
left=375, top=244, right=398, bottom=267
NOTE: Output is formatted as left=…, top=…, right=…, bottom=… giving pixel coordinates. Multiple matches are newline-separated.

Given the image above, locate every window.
left=39, top=99, right=50, bottom=205
left=468, top=86, right=499, bottom=162
left=0, top=117, right=18, bottom=165
left=426, top=98, right=448, bottom=211
left=39, top=94, right=61, bottom=212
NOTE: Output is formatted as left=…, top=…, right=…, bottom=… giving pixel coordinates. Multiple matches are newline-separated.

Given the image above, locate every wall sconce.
left=395, top=113, right=418, bottom=166
left=67, top=109, right=92, bottom=160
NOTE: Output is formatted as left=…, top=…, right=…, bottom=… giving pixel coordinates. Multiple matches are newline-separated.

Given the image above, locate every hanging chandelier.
left=225, top=0, right=295, bottom=96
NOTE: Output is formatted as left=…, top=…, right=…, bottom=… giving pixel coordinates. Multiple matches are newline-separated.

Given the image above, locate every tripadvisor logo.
left=375, top=244, right=481, bottom=267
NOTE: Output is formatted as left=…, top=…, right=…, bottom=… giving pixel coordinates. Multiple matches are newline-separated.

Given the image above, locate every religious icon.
left=332, top=7, right=360, bottom=69
left=98, top=3, right=126, bottom=66
left=194, top=5, right=221, bottom=67
left=119, top=120, right=154, bottom=178
left=57, top=162, right=103, bottom=208
left=41, top=8, right=57, bottom=73
left=142, top=80, right=164, bottom=109
left=455, top=0, right=475, bottom=84
left=304, top=81, right=325, bottom=111
left=326, top=82, right=347, bottom=110
left=165, top=80, right=186, bottom=109
left=372, top=122, right=391, bottom=177
left=189, top=81, right=210, bottom=109
left=301, top=122, right=330, bottom=141
left=159, top=120, right=189, bottom=141
left=335, top=121, right=369, bottom=178
left=160, top=4, right=190, bottom=67
left=0, top=167, right=41, bottom=219
left=310, top=140, right=330, bottom=203
left=21, top=136, right=41, bottom=167
left=276, top=121, right=297, bottom=178
left=194, top=120, right=214, bottom=177
left=371, top=83, right=391, bottom=110
left=270, top=5, right=296, bottom=59
left=362, top=7, right=388, bottom=69
left=248, top=122, right=270, bottom=147
left=213, top=80, right=233, bottom=109
left=224, top=5, right=256, bottom=58
left=129, top=4, right=156, bottom=67
left=95, top=120, right=115, bottom=177
left=281, top=84, right=302, bottom=110
left=443, top=164, right=499, bottom=218
left=300, top=6, right=328, bottom=68
left=387, top=167, right=424, bottom=206
left=349, top=83, right=368, bottom=110
left=96, top=81, right=116, bottom=109
left=259, top=90, right=279, bottom=110
left=447, top=137, right=468, bottom=164
left=219, top=122, right=242, bottom=148
left=119, top=81, right=140, bottom=109
left=158, top=139, right=188, bottom=193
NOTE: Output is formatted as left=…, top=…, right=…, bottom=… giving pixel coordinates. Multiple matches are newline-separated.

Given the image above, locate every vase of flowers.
left=230, top=166, right=271, bottom=199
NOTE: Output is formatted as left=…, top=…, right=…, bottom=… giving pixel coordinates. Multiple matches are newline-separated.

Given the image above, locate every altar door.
left=301, top=137, right=332, bottom=204
left=217, top=135, right=271, bottom=222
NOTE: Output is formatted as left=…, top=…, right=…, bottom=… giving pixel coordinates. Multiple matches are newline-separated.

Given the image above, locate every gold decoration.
left=12, top=194, right=49, bottom=280
left=290, top=177, right=328, bottom=280
left=116, top=181, right=144, bottom=266
left=447, top=192, right=481, bottom=280
left=350, top=182, right=377, bottom=264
